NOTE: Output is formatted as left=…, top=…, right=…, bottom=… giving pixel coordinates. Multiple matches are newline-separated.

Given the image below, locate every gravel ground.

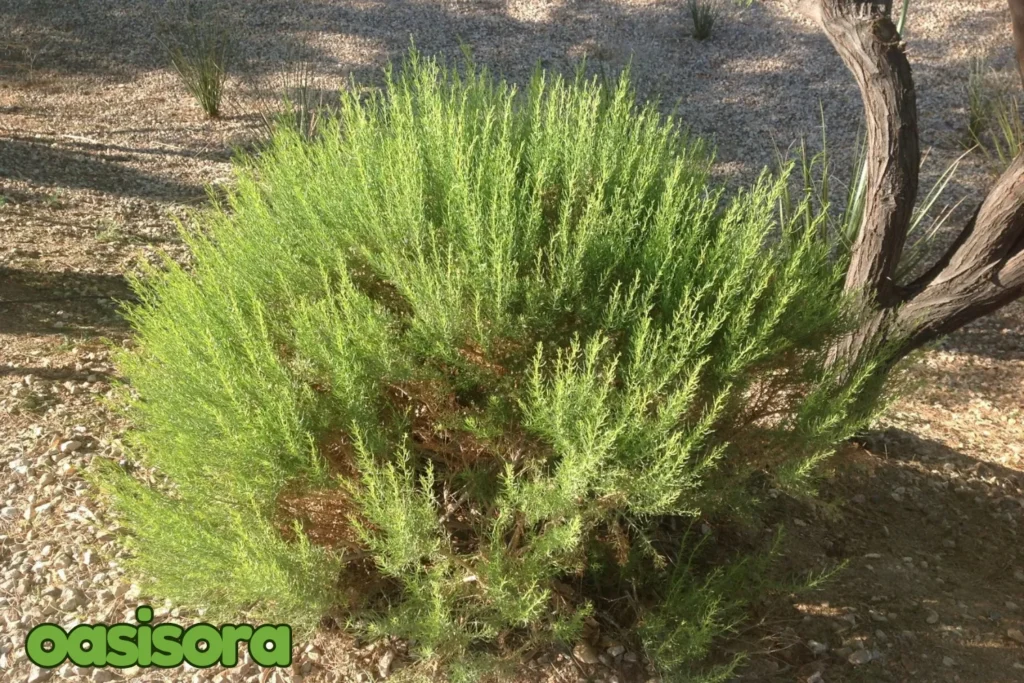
left=2, top=1, right=1023, bottom=682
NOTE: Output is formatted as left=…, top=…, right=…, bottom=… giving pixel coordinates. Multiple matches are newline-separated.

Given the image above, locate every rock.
left=92, top=670, right=117, bottom=682
left=607, top=644, right=625, bottom=658
left=807, top=673, right=824, bottom=683
left=0, top=507, right=17, bottom=520
left=27, top=666, right=52, bottom=683
left=59, top=440, right=82, bottom=454
left=942, top=656, right=955, bottom=667
left=925, top=609, right=939, bottom=624
left=848, top=649, right=872, bottom=665
left=808, top=639, right=829, bottom=656
left=377, top=649, right=395, bottom=678
left=1008, top=628, right=1024, bottom=645
left=573, top=642, right=600, bottom=665
left=1015, top=569, right=1024, bottom=583
left=7, top=459, right=28, bottom=476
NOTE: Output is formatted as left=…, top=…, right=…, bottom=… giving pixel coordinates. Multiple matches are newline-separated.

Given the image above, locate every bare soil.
left=1, top=1, right=1022, bottom=682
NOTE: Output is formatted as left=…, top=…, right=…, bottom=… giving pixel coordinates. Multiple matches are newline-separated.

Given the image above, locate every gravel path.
left=2, top=1, right=1023, bottom=682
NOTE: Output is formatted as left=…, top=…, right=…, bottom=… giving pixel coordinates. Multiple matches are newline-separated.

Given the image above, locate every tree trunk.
left=797, top=0, right=1024, bottom=370
left=1010, top=0, right=1024, bottom=88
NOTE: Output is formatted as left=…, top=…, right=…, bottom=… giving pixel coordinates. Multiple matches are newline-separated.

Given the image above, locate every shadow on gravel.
left=0, top=266, right=133, bottom=336
left=728, top=427, right=1024, bottom=682
left=0, top=363, right=115, bottom=383
left=33, top=134, right=236, bottom=165
left=0, top=137, right=206, bottom=204
left=932, top=300, right=1024, bottom=363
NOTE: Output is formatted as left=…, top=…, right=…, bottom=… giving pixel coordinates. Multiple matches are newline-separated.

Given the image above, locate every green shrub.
left=104, top=55, right=885, bottom=679
left=158, top=1, right=232, bottom=118
left=689, top=0, right=720, bottom=41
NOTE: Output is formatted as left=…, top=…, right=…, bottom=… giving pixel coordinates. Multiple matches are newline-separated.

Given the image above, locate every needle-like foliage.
left=104, top=54, right=886, bottom=679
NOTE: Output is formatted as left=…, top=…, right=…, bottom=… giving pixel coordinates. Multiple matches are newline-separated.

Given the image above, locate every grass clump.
left=105, top=54, right=886, bottom=679
left=689, top=0, right=720, bottom=41
left=255, top=59, right=336, bottom=141
left=158, top=0, right=232, bottom=118
left=967, top=56, right=993, bottom=146
left=987, top=89, right=1024, bottom=166
left=964, top=57, right=1024, bottom=168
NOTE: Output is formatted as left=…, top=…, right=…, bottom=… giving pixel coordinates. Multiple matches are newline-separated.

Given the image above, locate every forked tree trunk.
left=793, top=0, right=1024, bottom=371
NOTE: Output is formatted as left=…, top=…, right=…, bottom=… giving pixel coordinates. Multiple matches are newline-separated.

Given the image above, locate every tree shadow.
left=937, top=300, right=1024, bottom=362
left=24, top=133, right=236, bottom=165
left=0, top=363, right=115, bottom=383
left=0, top=266, right=133, bottom=336
left=725, top=427, right=1024, bottom=682
left=0, top=136, right=206, bottom=204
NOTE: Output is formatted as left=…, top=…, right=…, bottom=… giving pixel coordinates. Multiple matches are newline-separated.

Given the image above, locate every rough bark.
left=797, top=0, right=1024, bottom=369
left=893, top=152, right=1024, bottom=351
left=816, top=0, right=919, bottom=307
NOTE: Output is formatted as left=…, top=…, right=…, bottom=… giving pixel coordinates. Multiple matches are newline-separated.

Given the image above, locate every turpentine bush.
left=104, top=54, right=885, bottom=680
